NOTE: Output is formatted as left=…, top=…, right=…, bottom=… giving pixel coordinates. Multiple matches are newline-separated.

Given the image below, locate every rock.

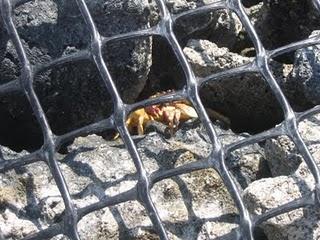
left=265, top=105, right=320, bottom=177
left=243, top=113, right=320, bottom=240
left=0, top=0, right=152, bottom=150
left=172, top=122, right=269, bottom=188
left=0, top=121, right=267, bottom=239
left=245, top=2, right=264, bottom=26
left=243, top=175, right=317, bottom=240
left=207, top=9, right=242, bottom=49
left=176, top=9, right=242, bottom=49
left=0, top=144, right=28, bottom=160
left=183, top=39, right=286, bottom=133
left=286, top=31, right=320, bottom=106
left=166, top=0, right=197, bottom=13
left=248, top=0, right=320, bottom=51
left=143, top=1, right=243, bottom=99
left=197, top=221, right=239, bottom=240
left=165, top=0, right=242, bottom=49
left=183, top=39, right=250, bottom=76
left=227, top=142, right=269, bottom=189
left=264, top=136, right=303, bottom=176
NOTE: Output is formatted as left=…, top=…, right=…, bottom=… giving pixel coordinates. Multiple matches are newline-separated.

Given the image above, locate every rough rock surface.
left=183, top=39, right=287, bottom=133
left=143, top=0, right=243, bottom=99
left=165, top=0, right=242, bottom=48
left=0, top=0, right=152, bottom=150
left=264, top=135, right=303, bottom=177
left=248, top=0, right=320, bottom=50
left=0, top=121, right=267, bottom=239
left=243, top=113, right=320, bottom=240
left=265, top=112, right=320, bottom=177
left=286, top=31, right=320, bottom=106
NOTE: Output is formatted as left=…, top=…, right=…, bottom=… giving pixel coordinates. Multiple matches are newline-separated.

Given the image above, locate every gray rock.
left=248, top=0, right=320, bottom=50
left=227, top=143, right=269, bottom=189
left=0, top=144, right=28, bottom=160
left=144, top=1, right=243, bottom=98
left=165, top=0, right=242, bottom=49
left=264, top=136, right=303, bottom=176
left=0, top=0, right=152, bottom=149
left=243, top=113, right=320, bottom=240
left=166, top=0, right=198, bottom=13
left=286, top=31, right=320, bottom=106
left=243, top=175, right=317, bottom=240
left=0, top=121, right=267, bottom=239
left=265, top=112, right=320, bottom=177
left=245, top=2, right=264, bottom=27
left=183, top=39, right=250, bottom=76
left=178, top=10, right=241, bottom=49
left=208, top=9, right=242, bottom=49
left=173, top=122, right=269, bottom=188
left=183, top=39, right=286, bottom=133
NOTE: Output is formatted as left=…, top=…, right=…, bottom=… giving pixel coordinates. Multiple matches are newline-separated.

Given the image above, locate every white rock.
left=243, top=114, right=320, bottom=240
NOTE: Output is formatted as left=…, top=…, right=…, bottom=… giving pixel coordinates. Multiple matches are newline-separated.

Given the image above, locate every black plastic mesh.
left=1, top=0, right=320, bottom=239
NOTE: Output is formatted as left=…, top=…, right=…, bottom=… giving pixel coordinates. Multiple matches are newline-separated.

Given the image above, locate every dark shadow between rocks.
left=200, top=72, right=284, bottom=135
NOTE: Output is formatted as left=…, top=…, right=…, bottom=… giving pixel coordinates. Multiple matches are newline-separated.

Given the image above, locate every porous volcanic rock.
left=0, top=0, right=152, bottom=150
left=143, top=0, right=243, bottom=98
left=0, top=121, right=267, bottom=239
left=243, top=113, right=320, bottom=240
left=286, top=31, right=320, bottom=107
left=264, top=135, right=302, bottom=177
left=164, top=0, right=242, bottom=48
left=183, top=39, right=288, bottom=133
left=247, top=0, right=320, bottom=50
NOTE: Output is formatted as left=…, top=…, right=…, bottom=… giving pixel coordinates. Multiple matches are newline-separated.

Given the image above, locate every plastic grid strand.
left=1, top=0, right=320, bottom=239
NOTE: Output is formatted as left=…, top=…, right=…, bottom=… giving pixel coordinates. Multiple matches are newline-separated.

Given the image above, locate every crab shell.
left=126, top=101, right=198, bottom=135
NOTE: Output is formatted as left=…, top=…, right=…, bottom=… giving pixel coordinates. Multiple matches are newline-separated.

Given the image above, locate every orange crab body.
left=126, top=108, right=153, bottom=135
left=125, top=92, right=198, bottom=136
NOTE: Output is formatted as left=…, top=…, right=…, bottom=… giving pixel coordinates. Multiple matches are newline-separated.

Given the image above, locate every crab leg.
left=138, top=112, right=146, bottom=135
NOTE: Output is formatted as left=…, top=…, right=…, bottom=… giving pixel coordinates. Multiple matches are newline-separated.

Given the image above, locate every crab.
left=125, top=91, right=198, bottom=136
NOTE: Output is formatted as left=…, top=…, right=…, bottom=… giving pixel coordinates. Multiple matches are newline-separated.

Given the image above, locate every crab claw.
left=175, top=103, right=198, bottom=120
